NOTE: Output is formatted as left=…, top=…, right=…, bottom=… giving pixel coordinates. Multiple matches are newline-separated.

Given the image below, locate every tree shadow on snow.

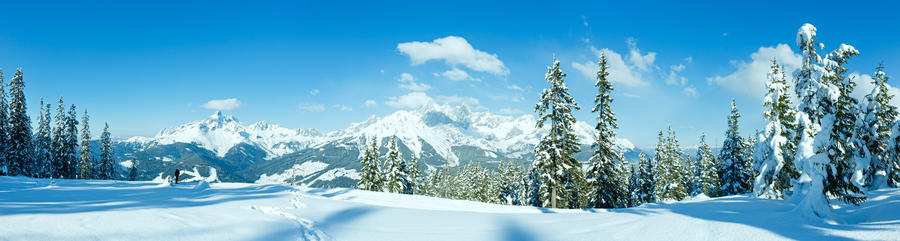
left=498, top=219, right=537, bottom=241
left=619, top=195, right=896, bottom=240
left=0, top=178, right=293, bottom=215
left=316, top=206, right=377, bottom=233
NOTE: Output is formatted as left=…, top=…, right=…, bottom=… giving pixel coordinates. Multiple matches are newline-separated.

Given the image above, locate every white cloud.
left=440, top=68, right=479, bottom=81
left=364, top=99, right=377, bottom=107
left=333, top=104, right=352, bottom=111
left=626, top=38, right=657, bottom=71
left=386, top=92, right=434, bottom=109
left=397, top=73, right=431, bottom=91
left=299, top=103, right=325, bottom=112
left=665, top=63, right=688, bottom=86
left=852, top=72, right=900, bottom=107
left=622, top=93, right=640, bottom=98
left=436, top=95, right=480, bottom=107
left=497, top=108, right=524, bottom=115
left=397, top=36, right=508, bottom=75
left=708, top=44, right=801, bottom=97
left=309, top=89, right=320, bottom=96
left=201, top=98, right=243, bottom=110
left=683, top=86, right=699, bottom=97
left=386, top=92, right=482, bottom=109
left=572, top=46, right=650, bottom=87
left=507, top=85, right=524, bottom=91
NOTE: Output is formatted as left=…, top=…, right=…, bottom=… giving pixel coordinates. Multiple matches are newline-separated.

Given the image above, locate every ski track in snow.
left=250, top=190, right=326, bottom=241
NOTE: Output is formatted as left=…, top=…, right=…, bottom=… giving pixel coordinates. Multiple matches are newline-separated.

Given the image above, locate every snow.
left=256, top=161, right=331, bottom=185
left=1, top=176, right=898, bottom=240
left=119, top=160, right=134, bottom=169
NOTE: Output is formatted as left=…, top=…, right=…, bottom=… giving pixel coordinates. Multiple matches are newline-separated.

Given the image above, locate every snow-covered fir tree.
left=358, top=136, right=382, bottom=191
left=78, top=109, right=93, bottom=179
left=637, top=152, right=656, bottom=204
left=819, top=43, right=866, bottom=205
left=754, top=59, right=800, bottom=199
left=889, top=121, right=900, bottom=187
left=383, top=135, right=404, bottom=193
left=860, top=63, right=898, bottom=188
left=98, top=123, right=115, bottom=180
left=718, top=99, right=753, bottom=196
left=7, top=69, right=33, bottom=177
left=33, top=98, right=53, bottom=178
left=64, top=104, right=80, bottom=178
left=497, top=161, right=528, bottom=205
left=0, top=70, right=8, bottom=176
left=51, top=98, right=70, bottom=178
left=627, top=164, right=641, bottom=207
left=586, top=53, right=628, bottom=208
left=533, top=56, right=583, bottom=208
left=656, top=127, right=688, bottom=201
left=693, top=133, right=719, bottom=197
left=401, top=154, right=420, bottom=194
left=128, top=160, right=138, bottom=181
left=794, top=24, right=830, bottom=126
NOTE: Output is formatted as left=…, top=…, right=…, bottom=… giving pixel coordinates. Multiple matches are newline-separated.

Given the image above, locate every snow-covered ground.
left=1, top=176, right=898, bottom=241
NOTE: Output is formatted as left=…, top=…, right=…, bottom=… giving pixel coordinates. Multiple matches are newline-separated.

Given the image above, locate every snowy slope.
left=1, top=176, right=898, bottom=241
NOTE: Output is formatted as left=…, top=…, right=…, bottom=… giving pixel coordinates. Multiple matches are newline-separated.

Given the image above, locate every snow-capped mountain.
left=115, top=103, right=643, bottom=186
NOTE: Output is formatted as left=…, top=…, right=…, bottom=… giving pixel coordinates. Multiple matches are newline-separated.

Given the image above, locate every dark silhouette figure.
left=174, top=169, right=181, bottom=184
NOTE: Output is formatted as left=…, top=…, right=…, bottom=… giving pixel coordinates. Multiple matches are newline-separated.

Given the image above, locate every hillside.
left=1, top=176, right=897, bottom=240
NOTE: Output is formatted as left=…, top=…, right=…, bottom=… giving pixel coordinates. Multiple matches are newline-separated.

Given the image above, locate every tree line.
left=0, top=68, right=123, bottom=180
left=356, top=24, right=900, bottom=215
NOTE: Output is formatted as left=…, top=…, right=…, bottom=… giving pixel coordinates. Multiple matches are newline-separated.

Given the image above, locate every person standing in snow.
left=174, top=169, right=181, bottom=184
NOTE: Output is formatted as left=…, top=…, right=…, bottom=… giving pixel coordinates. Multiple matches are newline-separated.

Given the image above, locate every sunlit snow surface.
left=1, top=176, right=898, bottom=240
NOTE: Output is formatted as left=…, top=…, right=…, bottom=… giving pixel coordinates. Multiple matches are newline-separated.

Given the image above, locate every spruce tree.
left=7, top=68, right=33, bottom=177
left=820, top=44, right=866, bottom=205
left=754, top=59, right=800, bottom=198
left=693, top=133, right=719, bottom=197
left=402, top=155, right=421, bottom=194
left=889, top=121, right=900, bottom=187
left=129, top=160, right=138, bottom=181
left=98, top=123, right=115, bottom=180
left=656, top=127, right=687, bottom=200
left=78, top=109, right=93, bottom=179
left=51, top=98, right=69, bottom=178
left=64, top=104, right=80, bottom=179
left=33, top=98, right=53, bottom=178
left=627, top=164, right=641, bottom=207
left=637, top=152, right=656, bottom=204
left=718, top=99, right=753, bottom=196
left=586, top=53, right=627, bottom=208
left=383, top=135, right=404, bottom=193
left=861, top=64, right=898, bottom=188
left=0, top=70, right=8, bottom=176
left=358, top=136, right=382, bottom=191
left=533, top=56, right=583, bottom=208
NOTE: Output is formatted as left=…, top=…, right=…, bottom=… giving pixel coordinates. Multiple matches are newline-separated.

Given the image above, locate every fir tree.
left=889, top=121, right=900, bottom=187
left=533, top=56, right=583, bottom=208
left=586, top=53, right=627, bottom=208
left=98, top=123, right=115, bottom=180
left=358, top=136, right=382, bottom=191
left=820, top=44, right=866, bottom=205
left=7, top=68, right=33, bottom=177
left=637, top=152, right=657, bottom=204
left=0, top=69, right=8, bottom=176
left=693, top=134, right=719, bottom=197
left=656, top=127, right=687, bottom=201
left=383, top=135, right=404, bottom=193
left=33, top=98, right=53, bottom=178
left=78, top=109, right=93, bottom=179
left=860, top=64, right=898, bottom=188
left=402, top=155, right=421, bottom=194
left=627, top=164, right=641, bottom=207
left=51, top=98, right=70, bottom=178
left=754, top=59, right=800, bottom=198
left=718, top=99, right=753, bottom=196
left=64, top=104, right=80, bottom=179
left=128, top=161, right=138, bottom=181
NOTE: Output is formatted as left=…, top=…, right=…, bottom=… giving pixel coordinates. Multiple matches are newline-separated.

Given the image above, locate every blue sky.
left=0, top=1, right=897, bottom=149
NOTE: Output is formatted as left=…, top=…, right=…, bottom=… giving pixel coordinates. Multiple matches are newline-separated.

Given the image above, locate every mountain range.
left=113, top=103, right=647, bottom=188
